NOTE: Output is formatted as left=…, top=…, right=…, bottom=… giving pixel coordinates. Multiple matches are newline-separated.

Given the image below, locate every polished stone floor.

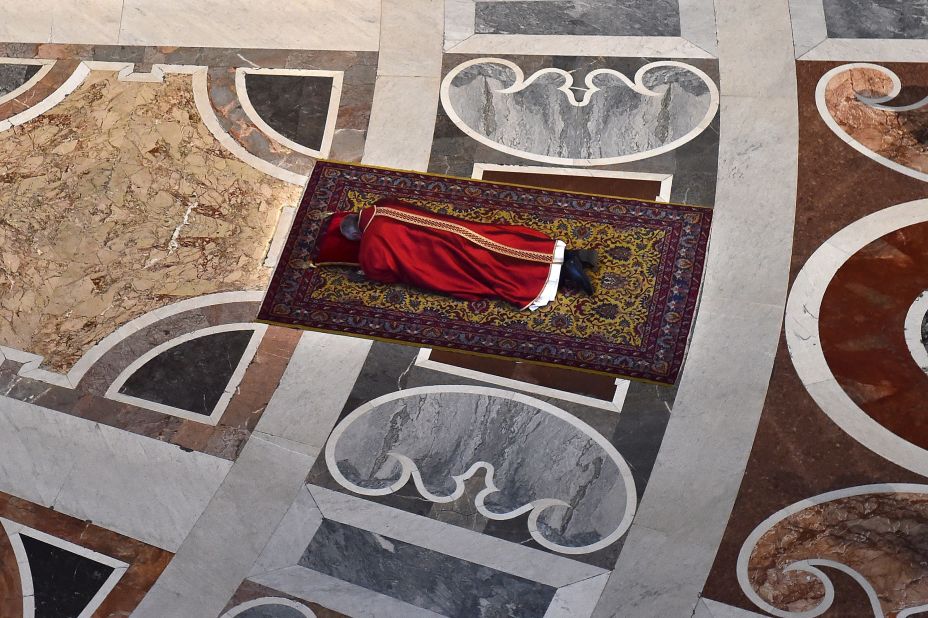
left=0, top=1, right=926, bottom=617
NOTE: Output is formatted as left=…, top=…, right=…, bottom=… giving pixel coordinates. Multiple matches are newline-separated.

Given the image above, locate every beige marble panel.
left=0, top=71, right=301, bottom=373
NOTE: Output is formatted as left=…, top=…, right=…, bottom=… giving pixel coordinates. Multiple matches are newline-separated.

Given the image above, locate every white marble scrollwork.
left=737, top=484, right=928, bottom=618
left=325, top=385, right=637, bottom=555
left=440, top=57, right=720, bottom=166
left=816, top=63, right=928, bottom=182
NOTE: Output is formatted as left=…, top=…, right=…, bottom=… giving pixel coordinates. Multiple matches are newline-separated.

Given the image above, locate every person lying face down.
left=318, top=197, right=597, bottom=311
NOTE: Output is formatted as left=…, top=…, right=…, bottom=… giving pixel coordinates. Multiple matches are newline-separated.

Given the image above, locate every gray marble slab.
left=0, top=63, right=40, bottom=97
left=300, top=519, right=557, bottom=617
left=823, top=0, right=928, bottom=39
left=237, top=604, right=308, bottom=618
left=307, top=339, right=671, bottom=569
left=444, top=58, right=714, bottom=163
left=326, top=388, right=634, bottom=554
left=474, top=0, right=681, bottom=37
left=244, top=73, right=334, bottom=152
left=431, top=55, right=720, bottom=208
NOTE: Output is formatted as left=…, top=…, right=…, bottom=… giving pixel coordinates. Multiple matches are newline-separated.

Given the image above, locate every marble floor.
left=0, top=1, right=926, bottom=617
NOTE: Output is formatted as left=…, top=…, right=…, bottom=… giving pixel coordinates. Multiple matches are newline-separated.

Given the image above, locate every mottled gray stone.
left=236, top=605, right=308, bottom=618
left=430, top=55, right=720, bottom=208
left=823, top=0, right=928, bottom=39
left=475, top=0, right=681, bottom=36
left=0, top=63, right=40, bottom=97
left=306, top=337, right=673, bottom=569
left=444, top=58, right=714, bottom=163
left=300, top=519, right=557, bottom=617
left=118, top=329, right=254, bottom=415
left=327, top=389, right=633, bottom=552
left=244, top=73, right=334, bottom=152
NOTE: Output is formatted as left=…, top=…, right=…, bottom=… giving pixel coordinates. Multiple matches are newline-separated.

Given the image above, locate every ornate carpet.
left=257, top=161, right=712, bottom=383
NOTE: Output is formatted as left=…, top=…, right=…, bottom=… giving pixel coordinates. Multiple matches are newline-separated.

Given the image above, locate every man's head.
left=339, top=213, right=362, bottom=241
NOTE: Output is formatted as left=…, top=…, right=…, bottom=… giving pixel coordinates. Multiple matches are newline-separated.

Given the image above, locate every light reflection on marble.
left=0, top=71, right=301, bottom=373
left=325, top=387, right=636, bottom=554
left=474, top=0, right=681, bottom=36
left=441, top=58, right=718, bottom=165
left=823, top=0, right=928, bottom=40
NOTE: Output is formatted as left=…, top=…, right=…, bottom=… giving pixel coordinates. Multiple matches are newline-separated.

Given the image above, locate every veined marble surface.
left=325, top=387, right=636, bottom=555
left=475, top=0, right=681, bottom=37
left=441, top=57, right=718, bottom=165
left=823, top=0, right=928, bottom=40
left=300, top=519, right=557, bottom=617
left=0, top=69, right=300, bottom=373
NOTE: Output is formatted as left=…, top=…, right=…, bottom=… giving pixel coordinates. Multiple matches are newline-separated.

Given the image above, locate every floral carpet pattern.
left=258, top=161, right=712, bottom=383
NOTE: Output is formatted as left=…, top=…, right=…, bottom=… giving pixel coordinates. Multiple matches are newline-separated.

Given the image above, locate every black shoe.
left=575, top=249, right=599, bottom=270
left=565, top=249, right=599, bottom=271
left=561, top=253, right=594, bottom=296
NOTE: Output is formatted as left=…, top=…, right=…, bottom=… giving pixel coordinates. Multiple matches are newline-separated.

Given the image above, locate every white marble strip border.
left=307, top=484, right=607, bottom=588
left=0, top=518, right=129, bottom=618
left=735, top=484, right=928, bottom=618
left=801, top=39, right=928, bottom=62
left=446, top=34, right=715, bottom=58
left=235, top=68, right=343, bottom=159
left=0, top=290, right=263, bottom=389
left=785, top=198, right=928, bottom=477
left=414, top=348, right=630, bottom=413
left=593, top=0, right=800, bottom=612
left=904, top=291, right=928, bottom=375
left=545, top=573, right=610, bottom=618
left=0, top=58, right=54, bottom=107
left=815, top=64, right=928, bottom=183
left=221, top=597, right=316, bottom=618
left=789, top=0, right=928, bottom=60
left=788, top=0, right=829, bottom=58
left=471, top=163, right=673, bottom=202
left=104, top=323, right=266, bottom=425
left=264, top=206, right=298, bottom=268
left=444, top=0, right=717, bottom=57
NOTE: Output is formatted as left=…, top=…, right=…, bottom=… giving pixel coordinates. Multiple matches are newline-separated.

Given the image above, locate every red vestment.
left=343, top=198, right=560, bottom=309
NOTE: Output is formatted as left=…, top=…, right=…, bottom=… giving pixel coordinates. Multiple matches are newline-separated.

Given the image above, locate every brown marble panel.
left=429, top=349, right=619, bottom=400
left=823, top=65, right=928, bottom=176
left=0, top=491, right=172, bottom=617
left=0, top=521, right=22, bottom=618
left=820, top=223, right=928, bottom=449
left=0, top=71, right=301, bottom=373
left=701, top=60, right=928, bottom=613
left=746, top=492, right=928, bottom=617
left=481, top=170, right=664, bottom=201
